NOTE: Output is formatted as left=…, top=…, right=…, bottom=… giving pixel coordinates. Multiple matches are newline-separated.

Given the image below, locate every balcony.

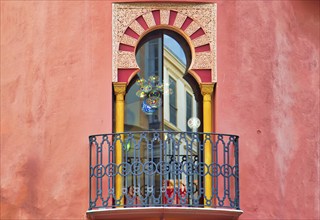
left=87, top=131, right=242, bottom=220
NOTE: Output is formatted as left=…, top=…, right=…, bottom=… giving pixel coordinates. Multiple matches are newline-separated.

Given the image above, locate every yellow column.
left=113, top=82, right=127, bottom=207
left=200, top=83, right=214, bottom=208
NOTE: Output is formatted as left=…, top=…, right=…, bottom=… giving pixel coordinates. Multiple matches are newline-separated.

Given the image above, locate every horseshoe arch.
left=112, top=3, right=217, bottom=84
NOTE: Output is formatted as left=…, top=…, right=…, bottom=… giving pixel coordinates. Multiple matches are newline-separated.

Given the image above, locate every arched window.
left=121, top=29, right=203, bottom=201
left=108, top=5, right=220, bottom=210
left=125, top=29, right=202, bottom=133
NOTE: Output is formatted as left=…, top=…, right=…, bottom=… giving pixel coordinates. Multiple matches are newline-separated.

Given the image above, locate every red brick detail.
left=181, top=17, right=193, bottom=31
left=119, top=43, right=135, bottom=52
left=152, top=10, right=160, bottom=25
left=124, top=28, right=139, bottom=39
left=190, top=28, right=205, bottom=40
left=195, top=44, right=210, bottom=52
left=169, top=10, right=178, bottom=26
left=136, top=16, right=149, bottom=30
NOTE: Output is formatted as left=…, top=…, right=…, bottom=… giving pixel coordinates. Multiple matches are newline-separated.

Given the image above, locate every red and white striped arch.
left=112, top=3, right=216, bottom=84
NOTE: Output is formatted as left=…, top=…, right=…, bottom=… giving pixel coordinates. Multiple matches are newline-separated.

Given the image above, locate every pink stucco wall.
left=216, top=1, right=319, bottom=219
left=1, top=1, right=319, bottom=219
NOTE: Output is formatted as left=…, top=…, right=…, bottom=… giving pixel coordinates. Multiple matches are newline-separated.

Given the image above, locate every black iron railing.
left=89, top=131, right=239, bottom=210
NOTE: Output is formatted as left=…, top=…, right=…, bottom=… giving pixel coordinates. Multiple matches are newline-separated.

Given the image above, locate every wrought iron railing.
left=89, top=131, right=239, bottom=210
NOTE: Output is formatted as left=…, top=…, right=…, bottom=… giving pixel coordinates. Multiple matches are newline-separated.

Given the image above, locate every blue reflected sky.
left=164, top=35, right=186, bottom=65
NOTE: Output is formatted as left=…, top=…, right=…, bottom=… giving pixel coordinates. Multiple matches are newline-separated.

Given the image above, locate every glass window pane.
left=169, top=76, right=177, bottom=125
left=125, top=36, right=163, bottom=131
left=121, top=29, right=203, bottom=206
left=186, top=92, right=193, bottom=132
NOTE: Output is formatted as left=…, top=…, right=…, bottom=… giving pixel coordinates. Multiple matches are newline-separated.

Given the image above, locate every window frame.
left=186, top=91, right=193, bottom=132
left=169, top=75, right=177, bottom=126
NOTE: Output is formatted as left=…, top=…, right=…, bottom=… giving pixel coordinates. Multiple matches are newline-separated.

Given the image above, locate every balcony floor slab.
left=87, top=207, right=243, bottom=220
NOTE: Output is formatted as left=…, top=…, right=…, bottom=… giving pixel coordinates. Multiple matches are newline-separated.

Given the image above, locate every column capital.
left=200, top=83, right=214, bottom=96
left=112, top=82, right=127, bottom=95
left=113, top=82, right=127, bottom=96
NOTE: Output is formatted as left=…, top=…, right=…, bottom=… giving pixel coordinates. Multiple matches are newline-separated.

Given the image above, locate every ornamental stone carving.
left=143, top=12, right=156, bottom=28
left=200, top=83, right=214, bottom=101
left=129, top=20, right=145, bottom=35
left=113, top=82, right=127, bottom=94
left=118, top=51, right=139, bottom=69
left=120, top=34, right=137, bottom=47
left=193, top=52, right=214, bottom=69
left=200, top=83, right=214, bottom=96
left=192, top=34, right=210, bottom=48
left=160, top=10, right=170, bottom=25
left=112, top=3, right=217, bottom=83
left=184, top=21, right=200, bottom=36
left=173, top=13, right=187, bottom=28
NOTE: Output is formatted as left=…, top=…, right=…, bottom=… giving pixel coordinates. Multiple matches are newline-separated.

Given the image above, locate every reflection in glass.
left=123, top=30, right=201, bottom=203
left=125, top=33, right=199, bottom=132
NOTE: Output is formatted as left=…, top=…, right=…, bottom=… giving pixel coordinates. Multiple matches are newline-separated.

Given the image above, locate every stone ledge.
left=87, top=207, right=243, bottom=220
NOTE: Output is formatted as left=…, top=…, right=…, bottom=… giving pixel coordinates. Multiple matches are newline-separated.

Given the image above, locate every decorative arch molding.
left=112, top=3, right=217, bottom=83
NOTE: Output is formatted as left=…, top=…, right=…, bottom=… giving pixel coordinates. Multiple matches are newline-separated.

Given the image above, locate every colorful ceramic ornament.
left=149, top=75, right=159, bottom=83
left=146, top=97, right=161, bottom=108
left=136, top=78, right=146, bottom=86
left=136, top=90, right=146, bottom=98
left=149, top=90, right=161, bottom=98
left=142, top=84, right=152, bottom=93
left=141, top=100, right=156, bottom=115
left=156, top=84, right=164, bottom=92
left=136, top=75, right=164, bottom=115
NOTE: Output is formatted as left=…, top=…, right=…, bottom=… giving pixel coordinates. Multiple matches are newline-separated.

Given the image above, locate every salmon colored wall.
left=1, top=1, right=112, bottom=219
left=1, top=1, right=319, bottom=220
left=216, top=1, right=319, bottom=219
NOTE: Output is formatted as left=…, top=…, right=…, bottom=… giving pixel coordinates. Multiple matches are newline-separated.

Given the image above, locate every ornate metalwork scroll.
left=88, top=131, right=240, bottom=210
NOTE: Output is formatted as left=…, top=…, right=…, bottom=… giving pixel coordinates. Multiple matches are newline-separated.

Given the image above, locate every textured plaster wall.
left=0, top=1, right=319, bottom=220
left=216, top=1, right=319, bottom=219
left=1, top=1, right=112, bottom=219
